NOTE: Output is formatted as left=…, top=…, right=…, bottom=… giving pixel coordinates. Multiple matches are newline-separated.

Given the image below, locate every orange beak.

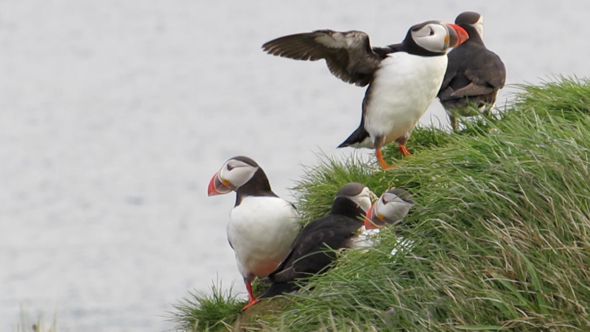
left=207, top=172, right=232, bottom=196
left=364, top=204, right=379, bottom=230
left=445, top=23, right=469, bottom=47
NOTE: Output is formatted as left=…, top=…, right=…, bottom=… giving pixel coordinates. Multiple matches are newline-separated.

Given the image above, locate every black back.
left=438, top=23, right=506, bottom=109
left=259, top=196, right=365, bottom=298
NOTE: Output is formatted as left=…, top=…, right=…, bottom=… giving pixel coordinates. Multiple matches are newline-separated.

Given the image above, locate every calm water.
left=2, top=1, right=589, bottom=331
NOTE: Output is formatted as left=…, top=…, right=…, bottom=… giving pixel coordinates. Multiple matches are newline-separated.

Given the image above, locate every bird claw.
left=242, top=298, right=260, bottom=311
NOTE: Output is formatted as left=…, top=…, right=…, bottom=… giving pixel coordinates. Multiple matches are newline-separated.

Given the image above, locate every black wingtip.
left=261, top=41, right=272, bottom=51
left=261, top=43, right=274, bottom=55
left=338, top=125, right=370, bottom=148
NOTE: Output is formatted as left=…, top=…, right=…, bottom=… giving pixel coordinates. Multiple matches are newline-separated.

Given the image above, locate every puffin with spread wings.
left=263, top=21, right=468, bottom=168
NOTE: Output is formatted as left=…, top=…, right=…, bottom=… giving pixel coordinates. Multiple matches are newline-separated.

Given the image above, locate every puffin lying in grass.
left=360, top=188, right=415, bottom=256
left=263, top=21, right=468, bottom=168
left=259, top=182, right=374, bottom=298
left=207, top=156, right=300, bottom=310
left=364, top=188, right=415, bottom=230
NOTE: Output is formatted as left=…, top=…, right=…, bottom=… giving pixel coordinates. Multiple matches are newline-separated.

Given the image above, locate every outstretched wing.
left=262, top=30, right=385, bottom=87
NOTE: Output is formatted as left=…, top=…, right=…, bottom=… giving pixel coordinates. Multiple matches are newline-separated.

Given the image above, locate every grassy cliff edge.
left=172, top=77, right=590, bottom=331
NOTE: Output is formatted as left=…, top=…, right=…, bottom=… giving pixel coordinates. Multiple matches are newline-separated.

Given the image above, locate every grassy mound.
left=172, top=77, right=590, bottom=331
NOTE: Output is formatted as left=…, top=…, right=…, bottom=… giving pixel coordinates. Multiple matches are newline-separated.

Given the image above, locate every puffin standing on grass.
left=207, top=156, right=300, bottom=310
left=259, top=182, right=374, bottom=298
left=438, top=11, right=506, bottom=131
left=263, top=21, right=468, bottom=169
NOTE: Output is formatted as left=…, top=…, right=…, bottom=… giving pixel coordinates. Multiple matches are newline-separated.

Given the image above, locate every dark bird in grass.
left=263, top=21, right=468, bottom=169
left=438, top=11, right=506, bottom=131
left=259, top=183, right=374, bottom=298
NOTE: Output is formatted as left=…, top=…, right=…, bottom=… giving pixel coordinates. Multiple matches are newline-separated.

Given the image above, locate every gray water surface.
left=2, top=1, right=590, bottom=331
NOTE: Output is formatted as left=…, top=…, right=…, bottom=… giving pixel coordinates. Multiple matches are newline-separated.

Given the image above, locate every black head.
left=402, top=20, right=469, bottom=56
left=454, top=11, right=484, bottom=41
left=455, top=11, right=482, bottom=25
left=207, top=156, right=275, bottom=204
left=364, top=188, right=415, bottom=229
left=331, top=182, right=373, bottom=217
left=387, top=188, right=415, bottom=205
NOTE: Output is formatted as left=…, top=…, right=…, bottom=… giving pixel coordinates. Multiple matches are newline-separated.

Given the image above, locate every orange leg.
left=398, top=144, right=411, bottom=156
left=375, top=149, right=396, bottom=169
left=242, top=281, right=260, bottom=311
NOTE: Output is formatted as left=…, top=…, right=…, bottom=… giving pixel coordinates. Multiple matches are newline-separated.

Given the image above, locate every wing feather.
left=268, top=215, right=362, bottom=283
left=262, top=30, right=384, bottom=87
left=439, top=44, right=506, bottom=102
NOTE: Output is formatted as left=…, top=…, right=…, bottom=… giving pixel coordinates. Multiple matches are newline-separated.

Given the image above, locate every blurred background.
left=1, top=0, right=589, bottom=331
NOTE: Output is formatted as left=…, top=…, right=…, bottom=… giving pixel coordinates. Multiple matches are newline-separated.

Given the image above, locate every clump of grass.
left=514, top=76, right=590, bottom=120
left=15, top=308, right=58, bottom=332
left=171, top=281, right=243, bottom=331
left=173, top=77, right=590, bottom=331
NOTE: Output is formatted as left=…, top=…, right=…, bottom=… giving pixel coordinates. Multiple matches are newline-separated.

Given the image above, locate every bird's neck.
left=330, top=197, right=365, bottom=219
left=461, top=25, right=485, bottom=46
left=235, top=170, right=277, bottom=205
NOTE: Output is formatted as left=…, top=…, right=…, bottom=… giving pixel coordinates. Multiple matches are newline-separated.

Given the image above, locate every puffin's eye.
left=429, top=28, right=434, bottom=36
left=227, top=164, right=234, bottom=171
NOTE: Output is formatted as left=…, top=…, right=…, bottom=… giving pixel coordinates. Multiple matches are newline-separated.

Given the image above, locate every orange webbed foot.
left=398, top=144, right=412, bottom=157
left=242, top=280, right=260, bottom=311
left=375, top=149, right=397, bottom=170
left=242, top=298, right=260, bottom=311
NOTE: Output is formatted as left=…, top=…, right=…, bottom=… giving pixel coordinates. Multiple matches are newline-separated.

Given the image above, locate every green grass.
left=172, top=77, right=590, bottom=331
left=171, top=281, right=244, bottom=331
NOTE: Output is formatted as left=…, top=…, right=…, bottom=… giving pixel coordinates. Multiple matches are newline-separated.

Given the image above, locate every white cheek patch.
left=352, top=187, right=374, bottom=212
left=357, top=196, right=373, bottom=212
left=414, top=24, right=448, bottom=53
left=474, top=22, right=484, bottom=39
left=219, top=161, right=258, bottom=189
left=412, top=26, right=430, bottom=38
left=380, top=200, right=413, bottom=223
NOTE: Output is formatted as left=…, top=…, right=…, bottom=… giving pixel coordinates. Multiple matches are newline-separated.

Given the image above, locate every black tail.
left=259, top=281, right=299, bottom=299
left=338, top=124, right=370, bottom=148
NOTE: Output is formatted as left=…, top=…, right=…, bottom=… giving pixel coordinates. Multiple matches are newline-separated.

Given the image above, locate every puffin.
left=207, top=156, right=300, bottom=310
left=262, top=21, right=469, bottom=169
left=364, top=188, right=415, bottom=230
left=354, top=188, right=415, bottom=250
left=438, top=11, right=506, bottom=131
left=259, top=182, right=374, bottom=298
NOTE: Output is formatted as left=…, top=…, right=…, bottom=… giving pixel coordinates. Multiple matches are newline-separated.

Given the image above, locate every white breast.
left=227, top=196, right=300, bottom=280
left=352, top=227, right=414, bottom=258
left=352, top=227, right=380, bottom=250
left=364, top=53, right=448, bottom=144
